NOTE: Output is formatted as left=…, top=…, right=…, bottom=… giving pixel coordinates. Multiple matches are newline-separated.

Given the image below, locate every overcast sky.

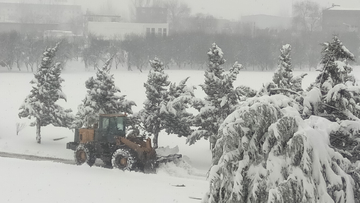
left=5, top=0, right=360, bottom=20
left=73, top=0, right=360, bottom=20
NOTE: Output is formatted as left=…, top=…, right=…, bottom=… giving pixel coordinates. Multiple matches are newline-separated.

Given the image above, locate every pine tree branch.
left=322, top=103, right=339, bottom=110
left=322, top=103, right=360, bottom=121
left=330, top=133, right=348, bottom=143
left=319, top=60, right=330, bottom=84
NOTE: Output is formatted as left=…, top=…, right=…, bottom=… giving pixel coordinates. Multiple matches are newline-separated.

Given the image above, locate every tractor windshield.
left=101, top=116, right=125, bottom=136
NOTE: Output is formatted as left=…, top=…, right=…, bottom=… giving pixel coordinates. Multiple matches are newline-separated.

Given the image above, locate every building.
left=322, top=7, right=360, bottom=33
left=85, top=14, right=121, bottom=23
left=0, top=2, right=82, bottom=34
left=87, top=21, right=168, bottom=40
left=86, top=8, right=168, bottom=40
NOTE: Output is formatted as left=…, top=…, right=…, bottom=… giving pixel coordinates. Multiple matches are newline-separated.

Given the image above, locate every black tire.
left=74, top=144, right=96, bottom=166
left=111, top=147, right=138, bottom=171
left=101, top=157, right=112, bottom=166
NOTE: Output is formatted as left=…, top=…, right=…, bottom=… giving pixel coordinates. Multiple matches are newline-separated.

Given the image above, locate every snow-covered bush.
left=187, top=43, right=244, bottom=147
left=18, top=42, right=73, bottom=143
left=74, top=58, right=136, bottom=128
left=235, top=85, right=257, bottom=101
left=139, top=58, right=194, bottom=148
left=203, top=94, right=359, bottom=203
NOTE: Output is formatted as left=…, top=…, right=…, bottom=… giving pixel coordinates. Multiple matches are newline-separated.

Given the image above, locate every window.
left=115, top=117, right=124, bottom=131
left=102, top=118, right=109, bottom=129
left=163, top=28, right=167, bottom=36
left=151, top=28, right=155, bottom=34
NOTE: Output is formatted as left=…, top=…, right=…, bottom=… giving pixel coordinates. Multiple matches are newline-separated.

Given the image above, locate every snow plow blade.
left=157, top=154, right=182, bottom=164
left=143, top=154, right=182, bottom=173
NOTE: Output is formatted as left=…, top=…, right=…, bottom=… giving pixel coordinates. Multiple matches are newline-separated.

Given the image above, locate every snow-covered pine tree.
left=203, top=94, right=359, bottom=203
left=271, top=44, right=307, bottom=95
left=18, top=42, right=74, bottom=144
left=273, top=44, right=293, bottom=89
left=161, top=77, right=195, bottom=138
left=139, top=58, right=195, bottom=148
left=303, top=36, right=360, bottom=163
left=304, top=36, right=358, bottom=119
left=139, top=58, right=170, bottom=149
left=74, top=57, right=136, bottom=128
left=187, top=43, right=243, bottom=148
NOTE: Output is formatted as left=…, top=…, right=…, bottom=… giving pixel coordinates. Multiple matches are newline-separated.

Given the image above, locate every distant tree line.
left=0, top=31, right=83, bottom=71
left=113, top=29, right=360, bottom=71
left=0, top=29, right=359, bottom=72
left=1, top=0, right=360, bottom=72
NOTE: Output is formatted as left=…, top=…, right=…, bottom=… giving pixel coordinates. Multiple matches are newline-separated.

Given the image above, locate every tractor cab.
left=96, top=114, right=126, bottom=141
left=99, top=114, right=126, bottom=135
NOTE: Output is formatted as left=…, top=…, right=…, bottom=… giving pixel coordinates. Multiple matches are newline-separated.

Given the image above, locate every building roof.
left=327, top=7, right=360, bottom=11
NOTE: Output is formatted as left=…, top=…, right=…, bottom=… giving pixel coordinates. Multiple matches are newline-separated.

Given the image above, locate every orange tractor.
left=66, top=114, right=180, bottom=172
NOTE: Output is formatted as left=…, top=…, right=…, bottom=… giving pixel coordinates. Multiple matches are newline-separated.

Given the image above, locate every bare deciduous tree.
left=292, top=0, right=322, bottom=32
left=128, top=0, right=163, bottom=21
left=162, top=0, right=191, bottom=33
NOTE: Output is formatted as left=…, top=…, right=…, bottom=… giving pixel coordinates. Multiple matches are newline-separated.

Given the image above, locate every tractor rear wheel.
left=74, top=144, right=96, bottom=166
left=111, top=147, right=137, bottom=171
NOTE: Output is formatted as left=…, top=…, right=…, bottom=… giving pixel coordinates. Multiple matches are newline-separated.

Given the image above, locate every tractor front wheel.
left=111, top=148, right=137, bottom=171
left=74, top=144, right=96, bottom=166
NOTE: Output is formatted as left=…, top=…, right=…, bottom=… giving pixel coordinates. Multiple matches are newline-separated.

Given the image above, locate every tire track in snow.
left=0, top=151, right=75, bottom=164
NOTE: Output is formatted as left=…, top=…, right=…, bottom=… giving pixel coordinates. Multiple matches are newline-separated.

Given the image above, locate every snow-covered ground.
left=0, top=157, right=209, bottom=202
left=0, top=64, right=319, bottom=202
